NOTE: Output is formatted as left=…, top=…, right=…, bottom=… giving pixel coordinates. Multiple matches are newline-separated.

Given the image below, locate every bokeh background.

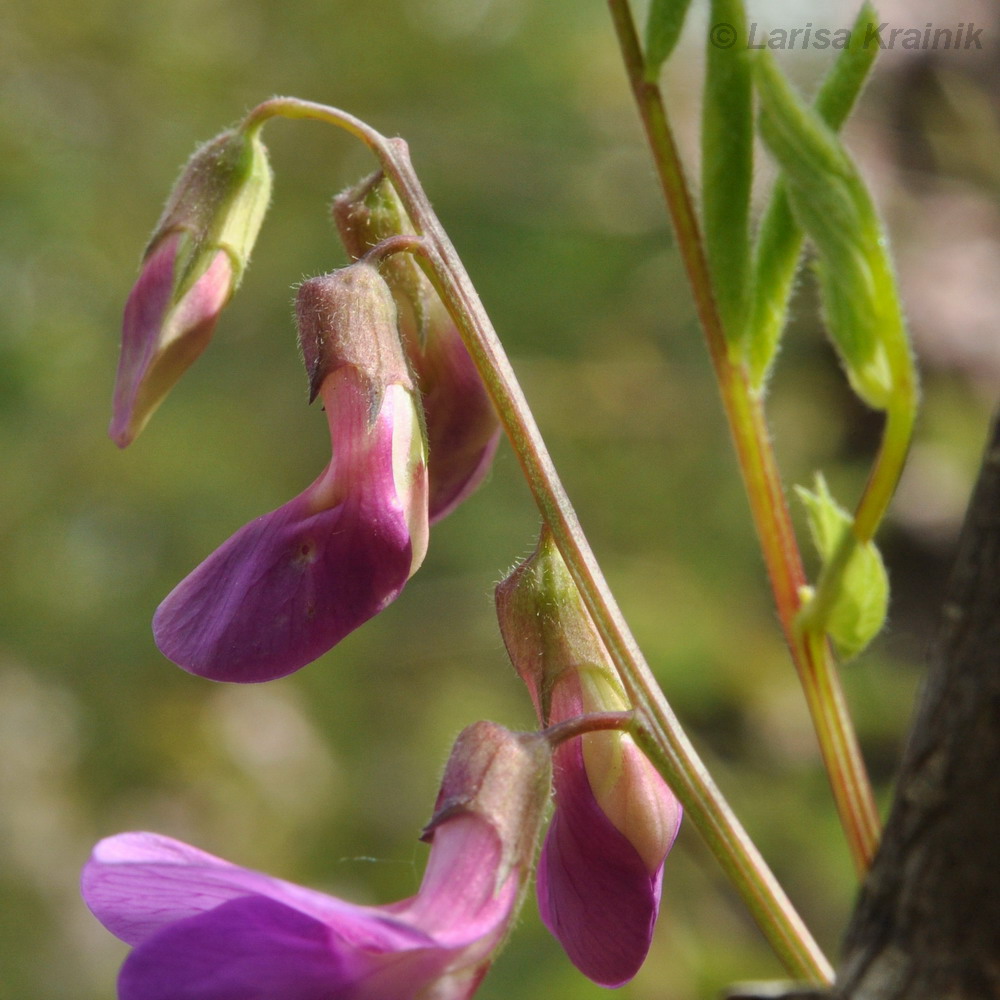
left=2, top=0, right=998, bottom=997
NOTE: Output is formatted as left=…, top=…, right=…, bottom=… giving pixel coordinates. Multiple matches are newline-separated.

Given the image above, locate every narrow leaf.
left=812, top=3, right=880, bottom=129
left=747, top=3, right=879, bottom=386
left=754, top=50, right=913, bottom=412
left=702, top=0, right=752, bottom=344
left=644, top=0, right=694, bottom=80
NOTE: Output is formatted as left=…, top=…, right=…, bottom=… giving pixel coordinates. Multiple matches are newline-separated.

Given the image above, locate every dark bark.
left=726, top=410, right=1000, bottom=1000
left=835, top=410, right=1000, bottom=998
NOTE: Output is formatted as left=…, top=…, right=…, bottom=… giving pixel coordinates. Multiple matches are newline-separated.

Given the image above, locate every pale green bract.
left=796, top=474, right=889, bottom=660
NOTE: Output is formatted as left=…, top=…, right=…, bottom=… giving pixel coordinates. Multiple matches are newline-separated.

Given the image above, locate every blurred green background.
left=2, top=0, right=998, bottom=997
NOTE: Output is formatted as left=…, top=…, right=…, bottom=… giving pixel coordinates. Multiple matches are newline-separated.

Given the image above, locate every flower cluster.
left=111, top=126, right=498, bottom=683
left=93, top=116, right=682, bottom=1000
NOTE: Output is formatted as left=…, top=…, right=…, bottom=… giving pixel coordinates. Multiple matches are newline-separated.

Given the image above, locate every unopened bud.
left=110, top=126, right=272, bottom=446
left=495, top=530, right=605, bottom=723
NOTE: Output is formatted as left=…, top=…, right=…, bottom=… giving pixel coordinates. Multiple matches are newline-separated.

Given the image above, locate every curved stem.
left=606, top=0, right=880, bottom=874
left=855, top=400, right=915, bottom=543
left=243, top=94, right=833, bottom=983
left=543, top=710, right=635, bottom=748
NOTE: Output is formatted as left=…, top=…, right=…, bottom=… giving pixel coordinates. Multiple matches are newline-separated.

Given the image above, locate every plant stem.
left=243, top=95, right=834, bottom=983
left=606, top=0, right=880, bottom=874
left=543, top=711, right=635, bottom=748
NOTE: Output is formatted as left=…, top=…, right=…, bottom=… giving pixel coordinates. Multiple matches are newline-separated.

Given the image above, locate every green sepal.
left=333, top=173, right=430, bottom=345
left=796, top=474, right=888, bottom=660
left=150, top=126, right=272, bottom=302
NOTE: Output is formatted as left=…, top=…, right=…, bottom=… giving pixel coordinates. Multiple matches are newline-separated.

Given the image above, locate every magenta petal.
left=110, top=238, right=231, bottom=448
left=419, top=314, right=501, bottom=524
left=81, top=833, right=367, bottom=947
left=152, top=483, right=412, bottom=682
left=83, top=726, right=545, bottom=999
left=118, top=897, right=346, bottom=1000
left=536, top=740, right=663, bottom=988
left=119, top=893, right=487, bottom=1000
left=118, top=895, right=450, bottom=1000
left=427, top=423, right=500, bottom=525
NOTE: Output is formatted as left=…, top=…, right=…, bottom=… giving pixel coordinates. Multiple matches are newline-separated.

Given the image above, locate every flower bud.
left=153, top=263, right=428, bottom=682
left=110, top=126, right=272, bottom=447
left=333, top=174, right=500, bottom=522
left=496, top=531, right=682, bottom=987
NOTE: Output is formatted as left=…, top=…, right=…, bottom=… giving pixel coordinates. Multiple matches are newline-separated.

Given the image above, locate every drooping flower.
left=153, top=263, right=429, bottom=682
left=495, top=531, right=683, bottom=987
left=333, top=173, right=501, bottom=522
left=81, top=721, right=551, bottom=1000
left=111, top=126, right=272, bottom=447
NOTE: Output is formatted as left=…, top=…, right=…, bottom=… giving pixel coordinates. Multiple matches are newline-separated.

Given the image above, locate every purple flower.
left=535, top=671, right=682, bottom=988
left=153, top=265, right=429, bottom=682
left=110, top=127, right=272, bottom=447
left=333, top=174, right=500, bottom=521
left=82, top=722, right=551, bottom=1000
left=495, top=532, right=682, bottom=986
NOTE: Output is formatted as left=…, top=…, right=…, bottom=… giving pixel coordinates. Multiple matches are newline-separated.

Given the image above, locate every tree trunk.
left=836, top=408, right=1000, bottom=999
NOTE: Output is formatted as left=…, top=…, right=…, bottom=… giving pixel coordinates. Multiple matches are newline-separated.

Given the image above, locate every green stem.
left=606, top=0, right=880, bottom=875
left=243, top=95, right=834, bottom=983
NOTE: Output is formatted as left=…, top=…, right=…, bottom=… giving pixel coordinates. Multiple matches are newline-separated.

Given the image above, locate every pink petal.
left=152, top=482, right=413, bottom=682
left=399, top=815, right=515, bottom=948
left=85, top=822, right=518, bottom=1000
left=111, top=238, right=231, bottom=448
left=81, top=833, right=401, bottom=948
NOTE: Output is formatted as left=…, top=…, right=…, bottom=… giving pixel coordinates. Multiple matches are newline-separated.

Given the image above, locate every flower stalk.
left=239, top=95, right=833, bottom=983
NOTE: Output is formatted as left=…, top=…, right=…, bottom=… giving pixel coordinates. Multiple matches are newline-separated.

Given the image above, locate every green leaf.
left=746, top=3, right=879, bottom=386
left=754, top=49, right=914, bottom=412
left=702, top=0, right=752, bottom=344
left=796, top=474, right=888, bottom=660
left=644, top=0, right=694, bottom=79
left=812, top=2, right=880, bottom=129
